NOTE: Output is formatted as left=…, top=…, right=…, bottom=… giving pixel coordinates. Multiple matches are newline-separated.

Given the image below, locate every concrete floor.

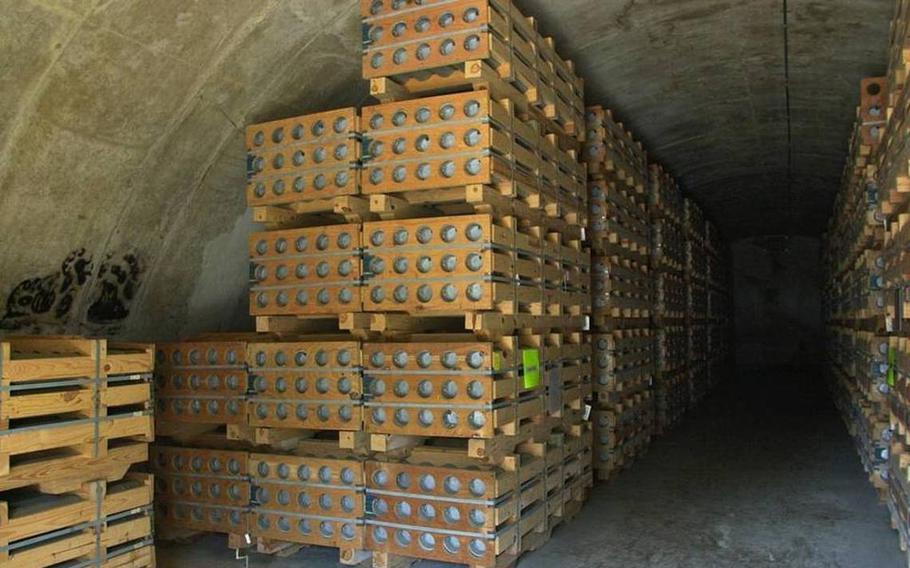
left=157, top=366, right=904, bottom=568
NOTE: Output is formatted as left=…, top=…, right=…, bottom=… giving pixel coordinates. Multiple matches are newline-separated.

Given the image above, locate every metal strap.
left=93, top=340, right=102, bottom=459
left=0, top=410, right=150, bottom=437
left=93, top=482, right=103, bottom=567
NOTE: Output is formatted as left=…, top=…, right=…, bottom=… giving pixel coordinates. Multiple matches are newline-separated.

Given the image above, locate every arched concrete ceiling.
left=517, top=0, right=892, bottom=238
left=0, top=0, right=893, bottom=338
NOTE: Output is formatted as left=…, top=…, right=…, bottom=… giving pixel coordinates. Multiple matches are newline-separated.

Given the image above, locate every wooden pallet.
left=0, top=472, right=153, bottom=565
left=0, top=440, right=149, bottom=495
left=366, top=394, right=546, bottom=458
left=252, top=196, right=374, bottom=230
left=0, top=410, right=152, bottom=489
left=366, top=410, right=550, bottom=464
left=255, top=312, right=373, bottom=335
left=254, top=536, right=371, bottom=565
left=366, top=184, right=583, bottom=243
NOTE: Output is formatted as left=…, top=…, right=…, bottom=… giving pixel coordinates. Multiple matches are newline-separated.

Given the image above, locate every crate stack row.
left=0, top=337, right=155, bottom=567
left=823, top=72, right=902, bottom=558
left=823, top=81, right=890, bottom=493
left=153, top=1, right=595, bottom=566
left=649, top=164, right=689, bottom=433
left=683, top=199, right=712, bottom=405
left=362, top=2, right=594, bottom=563
left=864, top=4, right=910, bottom=555
left=583, top=106, right=655, bottom=481
left=704, top=220, right=732, bottom=397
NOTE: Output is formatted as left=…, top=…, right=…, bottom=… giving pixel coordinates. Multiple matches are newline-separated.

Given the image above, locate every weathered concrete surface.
left=732, top=235, right=823, bottom=371
left=0, top=0, right=891, bottom=338
left=0, top=0, right=366, bottom=338
left=156, top=367, right=904, bottom=568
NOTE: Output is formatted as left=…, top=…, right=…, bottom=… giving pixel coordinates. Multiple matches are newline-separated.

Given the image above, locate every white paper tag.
left=548, top=367, right=563, bottom=414
left=583, top=404, right=592, bottom=421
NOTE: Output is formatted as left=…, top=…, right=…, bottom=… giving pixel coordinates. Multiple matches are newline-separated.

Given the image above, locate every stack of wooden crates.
left=0, top=337, right=155, bottom=567
left=823, top=1, right=910, bottom=561
left=582, top=111, right=732, bottom=481
left=151, top=0, right=735, bottom=564
left=649, top=165, right=689, bottom=433
left=583, top=107, right=655, bottom=480
left=154, top=1, right=594, bottom=566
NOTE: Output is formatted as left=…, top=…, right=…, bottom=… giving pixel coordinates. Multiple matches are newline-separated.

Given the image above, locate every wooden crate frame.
left=246, top=340, right=364, bottom=432
left=249, top=224, right=364, bottom=317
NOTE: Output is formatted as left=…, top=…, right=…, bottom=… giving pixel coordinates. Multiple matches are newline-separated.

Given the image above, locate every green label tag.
left=889, top=347, right=897, bottom=387
left=522, top=348, right=541, bottom=389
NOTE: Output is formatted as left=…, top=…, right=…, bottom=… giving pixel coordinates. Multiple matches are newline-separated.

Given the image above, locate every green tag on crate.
left=889, top=346, right=897, bottom=388
left=492, top=351, right=503, bottom=372
left=522, top=348, right=541, bottom=389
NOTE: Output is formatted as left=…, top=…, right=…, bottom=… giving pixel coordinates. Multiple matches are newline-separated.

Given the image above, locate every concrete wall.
left=0, top=1, right=366, bottom=340
left=732, top=236, right=823, bottom=372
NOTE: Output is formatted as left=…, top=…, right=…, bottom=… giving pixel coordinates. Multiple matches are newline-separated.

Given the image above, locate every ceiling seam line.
left=782, top=0, right=794, bottom=231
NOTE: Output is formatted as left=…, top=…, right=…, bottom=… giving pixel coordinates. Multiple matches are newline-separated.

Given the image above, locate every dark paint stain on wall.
left=2, top=249, right=92, bottom=327
left=1, top=249, right=143, bottom=330
left=87, top=253, right=142, bottom=324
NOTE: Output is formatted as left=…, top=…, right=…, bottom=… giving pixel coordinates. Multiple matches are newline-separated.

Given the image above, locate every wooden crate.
left=154, top=340, right=249, bottom=441
left=362, top=213, right=549, bottom=316
left=592, top=390, right=654, bottom=480
left=250, top=224, right=363, bottom=317
left=592, top=255, right=652, bottom=320
left=648, top=163, right=684, bottom=223
left=651, top=218, right=686, bottom=274
left=362, top=337, right=528, bottom=441
left=542, top=335, right=591, bottom=420
left=0, top=473, right=153, bottom=566
left=362, top=0, right=584, bottom=141
left=106, top=341, right=155, bottom=376
left=5, top=372, right=151, bottom=465
left=153, top=446, right=251, bottom=538
left=246, top=107, right=362, bottom=212
left=583, top=106, right=648, bottom=196
left=589, top=179, right=650, bottom=258
left=363, top=445, right=546, bottom=567
left=0, top=337, right=153, bottom=489
left=592, top=330, right=652, bottom=402
left=362, top=93, right=540, bottom=193
left=249, top=453, right=367, bottom=564
left=246, top=339, right=364, bottom=435
left=360, top=92, right=584, bottom=210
